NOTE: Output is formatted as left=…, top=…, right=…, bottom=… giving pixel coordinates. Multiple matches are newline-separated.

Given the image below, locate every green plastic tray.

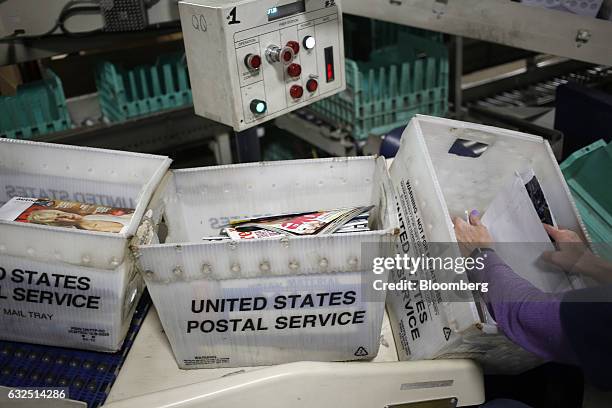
left=343, top=16, right=442, bottom=60
left=0, top=70, right=72, bottom=139
left=310, top=32, right=448, bottom=141
left=561, top=139, right=612, bottom=259
left=96, top=53, right=192, bottom=122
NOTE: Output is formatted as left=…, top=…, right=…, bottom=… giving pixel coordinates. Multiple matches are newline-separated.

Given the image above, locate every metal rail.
left=343, top=0, right=612, bottom=66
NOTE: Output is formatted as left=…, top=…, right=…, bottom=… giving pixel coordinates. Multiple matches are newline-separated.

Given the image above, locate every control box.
left=179, top=0, right=346, bottom=131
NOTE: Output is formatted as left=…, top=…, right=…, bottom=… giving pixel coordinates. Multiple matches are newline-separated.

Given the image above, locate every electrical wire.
left=0, top=0, right=101, bottom=42
left=58, top=5, right=103, bottom=37
left=0, top=0, right=173, bottom=42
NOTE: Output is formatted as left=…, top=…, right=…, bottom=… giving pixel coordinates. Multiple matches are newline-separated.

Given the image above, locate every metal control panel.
left=179, top=0, right=345, bottom=131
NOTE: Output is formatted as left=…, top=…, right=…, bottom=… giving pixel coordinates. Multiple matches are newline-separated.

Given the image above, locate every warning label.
left=184, top=355, right=231, bottom=366
left=387, top=177, right=453, bottom=360
left=396, top=178, right=442, bottom=312
left=68, top=326, right=110, bottom=343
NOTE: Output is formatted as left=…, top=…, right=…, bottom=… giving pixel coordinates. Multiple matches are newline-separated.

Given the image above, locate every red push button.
left=306, top=79, right=318, bottom=92
left=287, top=63, right=302, bottom=78
left=286, top=40, right=300, bottom=55
left=290, top=85, right=304, bottom=99
left=282, top=49, right=294, bottom=63
left=244, top=54, right=262, bottom=70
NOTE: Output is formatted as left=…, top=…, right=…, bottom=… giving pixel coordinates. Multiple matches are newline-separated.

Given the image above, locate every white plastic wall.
left=386, top=115, right=587, bottom=374
left=0, top=139, right=171, bottom=270
left=0, top=139, right=170, bottom=350
left=136, top=156, right=399, bottom=368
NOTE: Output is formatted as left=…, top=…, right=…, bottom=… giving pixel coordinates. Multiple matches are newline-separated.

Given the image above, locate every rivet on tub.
left=201, top=263, right=212, bottom=276
left=81, top=255, right=91, bottom=265
left=109, top=257, right=120, bottom=267
left=231, top=263, right=241, bottom=274
left=228, top=241, right=237, bottom=251
left=288, top=260, right=299, bottom=271
left=0, top=244, right=6, bottom=253
left=280, top=237, right=289, bottom=248
left=259, top=261, right=271, bottom=273
left=173, top=266, right=183, bottom=277
left=348, top=257, right=359, bottom=268
left=319, top=257, right=329, bottom=269
left=175, top=245, right=183, bottom=253
left=26, top=247, right=35, bottom=256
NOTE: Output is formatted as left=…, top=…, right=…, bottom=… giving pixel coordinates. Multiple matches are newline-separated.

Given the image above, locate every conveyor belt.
left=0, top=292, right=151, bottom=408
left=474, top=65, right=612, bottom=109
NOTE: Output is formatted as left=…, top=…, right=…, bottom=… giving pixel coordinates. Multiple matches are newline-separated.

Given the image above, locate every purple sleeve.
left=472, top=251, right=577, bottom=364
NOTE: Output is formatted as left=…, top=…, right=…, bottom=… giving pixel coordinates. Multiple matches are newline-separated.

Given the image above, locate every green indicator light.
left=250, top=99, right=267, bottom=115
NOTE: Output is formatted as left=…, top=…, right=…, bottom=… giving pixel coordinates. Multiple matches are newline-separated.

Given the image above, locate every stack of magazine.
left=204, top=206, right=373, bottom=241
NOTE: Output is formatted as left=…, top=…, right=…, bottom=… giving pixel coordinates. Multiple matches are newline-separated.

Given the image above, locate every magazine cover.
left=228, top=206, right=373, bottom=236
left=0, top=197, right=134, bottom=233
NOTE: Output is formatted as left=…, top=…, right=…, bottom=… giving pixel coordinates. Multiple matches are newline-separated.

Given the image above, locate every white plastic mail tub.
left=386, top=115, right=588, bottom=374
left=0, top=139, right=171, bottom=351
left=133, top=156, right=399, bottom=369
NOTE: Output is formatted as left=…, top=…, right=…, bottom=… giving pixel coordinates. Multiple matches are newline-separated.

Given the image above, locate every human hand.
left=542, top=224, right=612, bottom=284
left=453, top=210, right=493, bottom=257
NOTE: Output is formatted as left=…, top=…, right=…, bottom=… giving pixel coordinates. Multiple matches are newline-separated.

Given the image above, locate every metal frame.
left=462, top=58, right=592, bottom=104
left=343, top=0, right=612, bottom=66
left=0, top=28, right=182, bottom=67
left=37, top=106, right=232, bottom=163
left=275, top=113, right=358, bottom=157
left=104, top=309, right=484, bottom=407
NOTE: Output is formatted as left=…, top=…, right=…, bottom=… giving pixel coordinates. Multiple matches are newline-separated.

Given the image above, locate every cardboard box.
left=134, top=156, right=398, bottom=369
left=0, top=139, right=171, bottom=351
left=386, top=116, right=588, bottom=374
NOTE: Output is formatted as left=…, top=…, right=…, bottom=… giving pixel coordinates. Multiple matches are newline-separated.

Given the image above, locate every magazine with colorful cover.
left=226, top=206, right=373, bottom=237
left=0, top=197, right=134, bottom=234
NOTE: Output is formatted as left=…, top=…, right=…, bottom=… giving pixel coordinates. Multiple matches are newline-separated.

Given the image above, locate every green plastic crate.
left=343, top=15, right=442, bottom=61
left=96, top=53, right=192, bottom=122
left=370, top=20, right=443, bottom=51
left=310, top=32, right=448, bottom=141
left=0, top=70, right=72, bottom=139
left=263, top=142, right=296, bottom=161
left=561, top=139, right=612, bottom=259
